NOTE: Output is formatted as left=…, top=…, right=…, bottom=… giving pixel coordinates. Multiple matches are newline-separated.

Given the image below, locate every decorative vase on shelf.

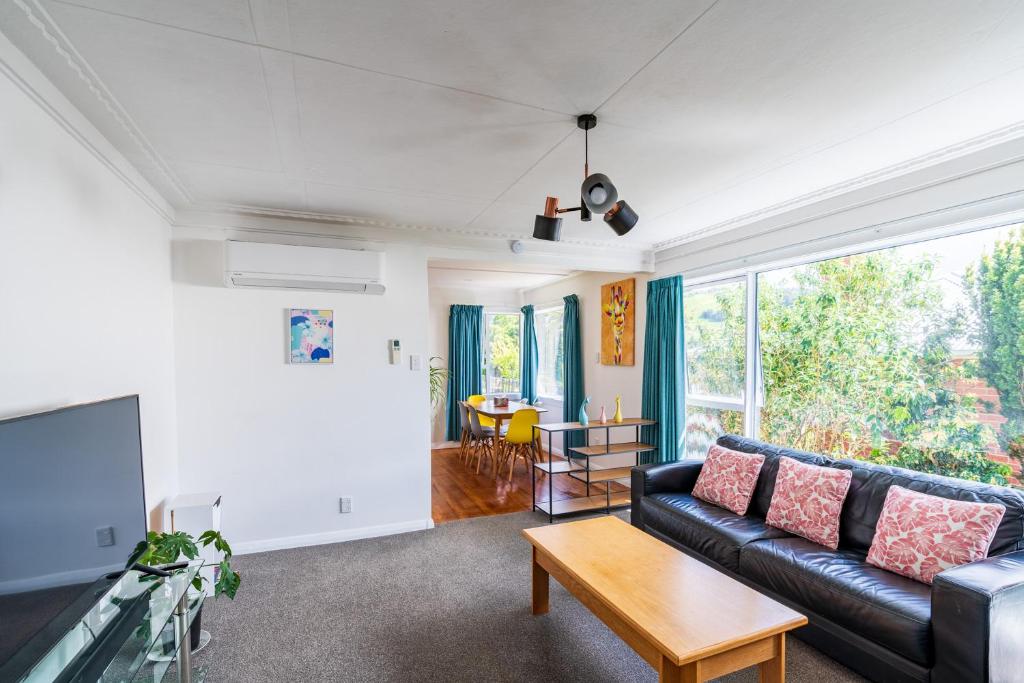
left=599, top=405, right=607, bottom=423
left=579, top=396, right=591, bottom=426
left=612, top=395, right=623, bottom=423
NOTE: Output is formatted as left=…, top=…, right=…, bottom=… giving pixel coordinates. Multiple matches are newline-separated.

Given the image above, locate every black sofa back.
left=830, top=458, right=1024, bottom=556
left=716, top=435, right=829, bottom=519
left=716, top=435, right=1024, bottom=557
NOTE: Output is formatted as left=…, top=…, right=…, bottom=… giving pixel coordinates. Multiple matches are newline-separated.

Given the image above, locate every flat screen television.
left=0, top=395, right=147, bottom=681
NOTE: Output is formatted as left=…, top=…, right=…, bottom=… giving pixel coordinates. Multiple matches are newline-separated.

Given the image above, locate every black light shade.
left=581, top=173, right=618, bottom=214
left=533, top=214, right=563, bottom=241
left=580, top=196, right=591, bottom=222
left=604, top=200, right=638, bottom=236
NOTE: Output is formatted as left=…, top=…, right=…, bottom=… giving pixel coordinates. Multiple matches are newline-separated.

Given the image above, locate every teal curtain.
left=641, top=276, right=685, bottom=464
left=561, top=294, right=585, bottom=449
left=520, top=305, right=538, bottom=404
left=445, top=304, right=483, bottom=441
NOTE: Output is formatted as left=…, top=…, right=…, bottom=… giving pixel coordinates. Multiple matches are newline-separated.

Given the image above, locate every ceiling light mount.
left=576, top=114, right=597, bottom=131
left=532, top=113, right=638, bottom=242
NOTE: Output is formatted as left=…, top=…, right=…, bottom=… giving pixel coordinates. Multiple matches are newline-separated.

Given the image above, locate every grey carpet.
left=199, top=511, right=865, bottom=682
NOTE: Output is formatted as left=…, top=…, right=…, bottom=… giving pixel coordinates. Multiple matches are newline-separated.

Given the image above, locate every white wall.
left=427, top=280, right=521, bottom=444
left=522, top=271, right=651, bottom=464
left=0, top=65, right=179, bottom=530
left=172, top=238, right=431, bottom=551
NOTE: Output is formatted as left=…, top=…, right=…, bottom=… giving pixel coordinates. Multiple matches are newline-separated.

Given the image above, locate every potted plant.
left=131, top=530, right=240, bottom=650
left=429, top=356, right=448, bottom=408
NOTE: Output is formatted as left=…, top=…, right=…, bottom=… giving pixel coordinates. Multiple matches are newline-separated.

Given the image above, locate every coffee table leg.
left=758, top=633, right=785, bottom=683
left=659, top=656, right=698, bottom=683
left=532, top=547, right=549, bottom=615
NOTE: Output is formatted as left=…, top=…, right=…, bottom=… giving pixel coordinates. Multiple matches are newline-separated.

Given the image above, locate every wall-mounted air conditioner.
left=224, top=240, right=385, bottom=294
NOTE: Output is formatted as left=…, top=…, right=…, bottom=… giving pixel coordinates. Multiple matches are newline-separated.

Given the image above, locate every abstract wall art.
left=289, top=309, right=333, bottom=364
left=601, top=278, right=634, bottom=366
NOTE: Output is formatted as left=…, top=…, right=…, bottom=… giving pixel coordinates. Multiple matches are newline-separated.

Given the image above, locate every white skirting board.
left=231, top=518, right=435, bottom=556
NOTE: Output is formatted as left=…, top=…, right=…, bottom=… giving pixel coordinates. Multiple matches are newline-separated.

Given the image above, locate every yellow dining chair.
left=500, top=408, right=539, bottom=481
left=466, top=394, right=496, bottom=428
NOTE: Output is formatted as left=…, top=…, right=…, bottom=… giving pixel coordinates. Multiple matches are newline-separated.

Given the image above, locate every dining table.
left=462, top=399, right=548, bottom=444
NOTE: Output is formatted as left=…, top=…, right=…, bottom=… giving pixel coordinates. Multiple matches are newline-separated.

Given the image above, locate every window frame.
left=682, top=275, right=750, bottom=425
left=679, top=213, right=1024, bottom=443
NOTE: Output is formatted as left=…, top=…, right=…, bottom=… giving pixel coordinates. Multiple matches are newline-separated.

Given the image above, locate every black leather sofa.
left=630, top=435, right=1024, bottom=683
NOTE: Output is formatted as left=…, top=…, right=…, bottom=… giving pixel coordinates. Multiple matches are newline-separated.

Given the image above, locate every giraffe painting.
left=601, top=278, right=635, bottom=366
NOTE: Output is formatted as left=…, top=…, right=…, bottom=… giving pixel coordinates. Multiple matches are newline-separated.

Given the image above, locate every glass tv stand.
left=18, top=561, right=205, bottom=683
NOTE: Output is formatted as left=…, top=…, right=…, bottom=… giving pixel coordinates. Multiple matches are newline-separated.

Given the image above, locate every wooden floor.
left=430, top=446, right=628, bottom=524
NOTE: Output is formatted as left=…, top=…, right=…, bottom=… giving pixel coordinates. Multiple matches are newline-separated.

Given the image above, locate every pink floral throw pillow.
left=692, top=445, right=765, bottom=515
left=866, top=486, right=1006, bottom=585
left=765, top=457, right=852, bottom=549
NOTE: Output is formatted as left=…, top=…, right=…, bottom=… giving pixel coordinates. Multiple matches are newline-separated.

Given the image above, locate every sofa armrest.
left=630, top=460, right=704, bottom=530
left=931, top=549, right=1024, bottom=683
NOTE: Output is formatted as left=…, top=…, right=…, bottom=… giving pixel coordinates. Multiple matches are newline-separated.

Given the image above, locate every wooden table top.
left=462, top=400, right=548, bottom=419
left=522, top=516, right=807, bottom=667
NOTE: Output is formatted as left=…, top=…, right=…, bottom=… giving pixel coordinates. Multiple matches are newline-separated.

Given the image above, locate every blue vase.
left=579, top=396, right=591, bottom=425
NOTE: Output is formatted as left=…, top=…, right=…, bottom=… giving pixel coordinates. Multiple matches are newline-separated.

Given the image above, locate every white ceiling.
left=428, top=260, right=573, bottom=291
left=3, top=0, right=1024, bottom=250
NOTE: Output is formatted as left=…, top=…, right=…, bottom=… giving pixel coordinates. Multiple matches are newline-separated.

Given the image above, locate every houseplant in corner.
left=429, top=356, right=449, bottom=408
left=131, top=529, right=241, bottom=651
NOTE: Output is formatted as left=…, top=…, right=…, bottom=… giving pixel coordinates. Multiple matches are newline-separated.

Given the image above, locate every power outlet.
left=339, top=497, right=353, bottom=514
left=96, top=526, right=115, bottom=547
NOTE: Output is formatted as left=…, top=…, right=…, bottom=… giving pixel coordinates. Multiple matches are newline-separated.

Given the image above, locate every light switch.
left=410, top=354, right=422, bottom=371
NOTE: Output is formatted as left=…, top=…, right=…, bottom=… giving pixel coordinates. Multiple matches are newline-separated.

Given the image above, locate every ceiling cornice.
left=183, top=201, right=647, bottom=252
left=173, top=210, right=655, bottom=274
left=0, top=19, right=175, bottom=223
left=12, top=0, right=193, bottom=205
left=652, top=118, right=1024, bottom=252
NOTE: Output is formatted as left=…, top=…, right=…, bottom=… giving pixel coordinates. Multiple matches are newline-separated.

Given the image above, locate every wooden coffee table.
left=522, top=516, right=807, bottom=682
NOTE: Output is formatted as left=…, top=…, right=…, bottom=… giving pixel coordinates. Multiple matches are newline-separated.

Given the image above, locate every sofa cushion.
left=766, top=457, right=852, bottom=549
left=830, top=458, right=1024, bottom=556
left=867, top=485, right=1006, bottom=584
left=739, top=537, right=933, bottom=666
left=692, top=445, right=765, bottom=515
left=716, top=435, right=831, bottom=519
left=640, top=493, right=791, bottom=571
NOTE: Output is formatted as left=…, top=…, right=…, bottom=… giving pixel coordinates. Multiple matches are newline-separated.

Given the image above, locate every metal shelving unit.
left=531, top=418, right=656, bottom=522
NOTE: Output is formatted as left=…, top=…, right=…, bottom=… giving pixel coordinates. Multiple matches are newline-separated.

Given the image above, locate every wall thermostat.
left=389, top=339, right=401, bottom=365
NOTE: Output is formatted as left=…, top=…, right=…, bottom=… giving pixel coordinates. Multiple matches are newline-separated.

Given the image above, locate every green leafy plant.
left=692, top=249, right=1013, bottom=485
left=429, top=356, right=449, bottom=407
left=966, top=227, right=1024, bottom=463
left=488, top=314, right=521, bottom=381
left=131, top=530, right=241, bottom=599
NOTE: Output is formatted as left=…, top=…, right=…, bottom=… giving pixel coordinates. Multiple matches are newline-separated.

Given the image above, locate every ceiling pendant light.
left=533, top=114, right=638, bottom=241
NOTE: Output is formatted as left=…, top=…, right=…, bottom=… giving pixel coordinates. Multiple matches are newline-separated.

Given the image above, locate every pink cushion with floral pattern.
left=765, top=457, right=852, bottom=549
left=866, top=485, right=1005, bottom=585
left=692, top=445, right=766, bottom=515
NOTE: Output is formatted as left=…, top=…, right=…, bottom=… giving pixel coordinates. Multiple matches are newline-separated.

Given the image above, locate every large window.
left=535, top=306, right=564, bottom=400
left=483, top=312, right=521, bottom=395
left=682, top=223, right=1024, bottom=487
left=683, top=279, right=746, bottom=458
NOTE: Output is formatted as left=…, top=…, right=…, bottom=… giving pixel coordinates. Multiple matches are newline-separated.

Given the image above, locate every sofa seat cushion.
left=640, top=493, right=791, bottom=571
left=739, top=537, right=932, bottom=666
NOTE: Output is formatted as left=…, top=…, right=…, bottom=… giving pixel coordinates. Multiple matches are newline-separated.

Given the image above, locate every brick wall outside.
left=952, top=363, right=1022, bottom=486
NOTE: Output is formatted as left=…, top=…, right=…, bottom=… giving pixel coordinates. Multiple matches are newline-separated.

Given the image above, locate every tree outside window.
left=683, top=224, right=1024, bottom=487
